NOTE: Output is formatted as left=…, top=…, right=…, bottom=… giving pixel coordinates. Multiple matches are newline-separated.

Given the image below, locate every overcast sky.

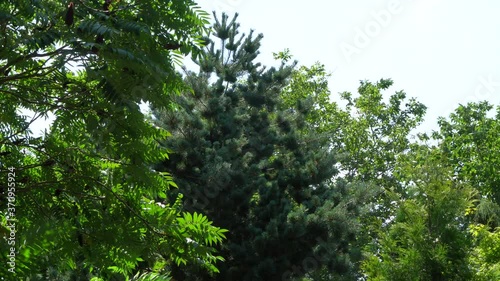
left=198, top=0, right=500, bottom=132
left=26, top=1, right=500, bottom=136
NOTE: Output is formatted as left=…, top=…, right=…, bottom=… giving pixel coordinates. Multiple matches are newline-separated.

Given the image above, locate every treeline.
left=0, top=1, right=499, bottom=280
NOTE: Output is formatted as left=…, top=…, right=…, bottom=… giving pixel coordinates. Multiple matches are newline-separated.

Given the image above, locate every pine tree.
left=153, top=13, right=369, bottom=281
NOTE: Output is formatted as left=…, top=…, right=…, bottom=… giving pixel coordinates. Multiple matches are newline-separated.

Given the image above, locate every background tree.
left=362, top=147, right=475, bottom=281
left=0, top=0, right=226, bottom=279
left=282, top=73, right=427, bottom=191
left=469, top=224, right=500, bottom=280
left=432, top=102, right=500, bottom=226
left=361, top=101, right=500, bottom=280
left=429, top=102, right=500, bottom=280
left=279, top=62, right=429, bottom=277
left=281, top=65, right=428, bottom=220
left=153, top=13, right=371, bottom=281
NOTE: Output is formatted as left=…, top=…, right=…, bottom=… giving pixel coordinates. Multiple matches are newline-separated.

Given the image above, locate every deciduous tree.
left=0, top=0, right=226, bottom=279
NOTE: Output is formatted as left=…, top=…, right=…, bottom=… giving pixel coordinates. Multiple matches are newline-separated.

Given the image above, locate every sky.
left=198, top=0, right=500, bottom=132
left=26, top=0, right=500, bottom=136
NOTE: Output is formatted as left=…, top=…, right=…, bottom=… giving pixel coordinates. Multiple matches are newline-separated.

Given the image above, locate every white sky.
left=26, top=0, right=500, bottom=135
left=199, top=0, right=500, bottom=132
